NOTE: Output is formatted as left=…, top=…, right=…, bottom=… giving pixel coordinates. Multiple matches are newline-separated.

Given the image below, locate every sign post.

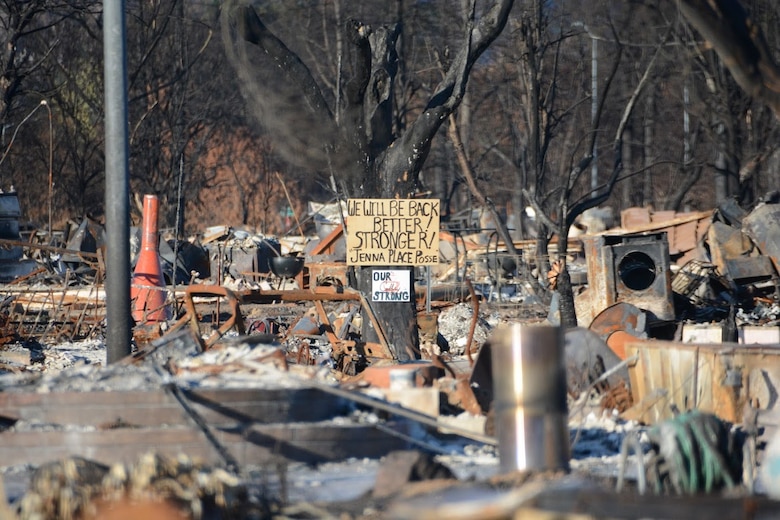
left=346, top=198, right=439, bottom=305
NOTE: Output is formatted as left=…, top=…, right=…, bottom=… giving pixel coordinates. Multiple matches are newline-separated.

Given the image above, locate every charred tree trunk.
left=227, top=1, right=514, bottom=360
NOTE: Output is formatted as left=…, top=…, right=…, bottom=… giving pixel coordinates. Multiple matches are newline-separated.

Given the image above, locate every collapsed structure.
left=3, top=191, right=780, bottom=517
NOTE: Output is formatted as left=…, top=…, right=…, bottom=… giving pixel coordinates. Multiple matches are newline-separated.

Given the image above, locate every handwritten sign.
left=346, top=198, right=439, bottom=266
left=372, top=269, right=411, bottom=302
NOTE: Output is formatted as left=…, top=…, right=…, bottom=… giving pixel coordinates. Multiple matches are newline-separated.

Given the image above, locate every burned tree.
left=222, top=1, right=514, bottom=359
left=677, top=0, right=780, bottom=120
left=474, top=1, right=670, bottom=328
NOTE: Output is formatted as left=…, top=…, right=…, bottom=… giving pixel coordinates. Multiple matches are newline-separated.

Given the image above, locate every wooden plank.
left=616, top=210, right=713, bottom=235
left=673, top=219, right=700, bottom=254
left=626, top=341, right=699, bottom=422
left=696, top=347, right=715, bottom=412
left=0, top=427, right=219, bottom=467
left=670, top=346, right=697, bottom=412
left=242, top=422, right=409, bottom=463
left=0, top=389, right=184, bottom=427
left=624, top=340, right=780, bottom=424
left=0, top=422, right=409, bottom=467
left=620, top=207, right=651, bottom=229
left=529, top=488, right=780, bottom=519
left=183, top=387, right=351, bottom=425
left=0, top=385, right=408, bottom=466
left=0, top=389, right=170, bottom=408
left=0, top=387, right=351, bottom=427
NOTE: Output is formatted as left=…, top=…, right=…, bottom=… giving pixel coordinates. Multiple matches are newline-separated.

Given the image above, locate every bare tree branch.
left=447, top=113, right=519, bottom=256
left=380, top=0, right=514, bottom=196
left=566, top=28, right=666, bottom=227
left=677, top=0, right=780, bottom=118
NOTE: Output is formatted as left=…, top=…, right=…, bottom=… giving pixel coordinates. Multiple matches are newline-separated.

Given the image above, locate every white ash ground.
left=437, top=304, right=493, bottom=355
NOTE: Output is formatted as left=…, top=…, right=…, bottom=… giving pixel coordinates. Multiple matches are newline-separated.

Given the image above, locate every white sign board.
left=371, top=269, right=411, bottom=302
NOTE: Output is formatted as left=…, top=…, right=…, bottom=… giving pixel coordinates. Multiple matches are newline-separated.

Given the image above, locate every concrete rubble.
left=4, top=195, right=780, bottom=517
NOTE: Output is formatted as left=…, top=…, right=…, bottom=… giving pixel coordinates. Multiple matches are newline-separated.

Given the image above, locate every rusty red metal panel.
left=578, top=233, right=674, bottom=325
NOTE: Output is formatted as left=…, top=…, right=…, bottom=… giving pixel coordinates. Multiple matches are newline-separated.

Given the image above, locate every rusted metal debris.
left=576, top=232, right=675, bottom=327
left=589, top=302, right=648, bottom=360
left=0, top=279, right=106, bottom=344
left=0, top=232, right=107, bottom=344
left=146, top=284, right=396, bottom=375
left=5, top=197, right=780, bottom=433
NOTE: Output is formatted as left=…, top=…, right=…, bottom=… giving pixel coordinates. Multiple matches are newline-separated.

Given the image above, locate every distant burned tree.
left=222, top=0, right=514, bottom=359
left=0, top=1, right=101, bottom=123
left=1, top=0, right=227, bottom=230
left=464, top=0, right=668, bottom=327
left=0, top=0, right=101, bottom=223
left=674, top=0, right=780, bottom=206
left=192, top=126, right=290, bottom=234
left=123, top=0, right=227, bottom=234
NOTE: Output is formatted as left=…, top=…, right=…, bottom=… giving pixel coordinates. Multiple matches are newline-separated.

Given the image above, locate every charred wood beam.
left=0, top=237, right=99, bottom=259
left=338, top=19, right=373, bottom=196
left=366, top=25, right=400, bottom=162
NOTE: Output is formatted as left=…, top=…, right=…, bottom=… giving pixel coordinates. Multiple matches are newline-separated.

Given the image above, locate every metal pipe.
left=42, top=100, right=53, bottom=238
left=590, top=37, right=598, bottom=197
left=490, top=323, right=569, bottom=473
left=103, top=0, right=132, bottom=363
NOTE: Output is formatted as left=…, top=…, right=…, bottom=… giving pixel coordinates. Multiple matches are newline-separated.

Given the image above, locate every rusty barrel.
left=489, top=323, right=569, bottom=473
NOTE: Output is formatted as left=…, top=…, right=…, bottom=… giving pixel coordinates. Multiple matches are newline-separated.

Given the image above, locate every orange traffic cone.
left=131, top=194, right=170, bottom=324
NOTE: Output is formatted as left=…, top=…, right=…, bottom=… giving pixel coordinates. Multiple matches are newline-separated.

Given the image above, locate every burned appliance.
left=0, top=191, right=38, bottom=282
left=577, top=232, right=675, bottom=326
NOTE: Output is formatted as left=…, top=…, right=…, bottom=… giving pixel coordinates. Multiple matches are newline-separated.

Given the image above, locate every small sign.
left=372, top=269, right=411, bottom=302
left=346, top=198, right=439, bottom=266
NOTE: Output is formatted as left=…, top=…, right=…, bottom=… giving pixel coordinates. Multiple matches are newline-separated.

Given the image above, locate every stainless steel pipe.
left=489, top=323, right=570, bottom=473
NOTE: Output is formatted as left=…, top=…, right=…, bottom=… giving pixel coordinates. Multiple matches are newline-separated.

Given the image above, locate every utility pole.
left=103, top=0, right=132, bottom=363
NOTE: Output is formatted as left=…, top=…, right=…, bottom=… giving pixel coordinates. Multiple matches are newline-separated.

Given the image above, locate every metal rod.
left=43, top=100, right=53, bottom=238
left=164, top=381, right=241, bottom=474
left=425, top=265, right=431, bottom=314
left=276, top=172, right=305, bottom=239
left=103, top=0, right=132, bottom=363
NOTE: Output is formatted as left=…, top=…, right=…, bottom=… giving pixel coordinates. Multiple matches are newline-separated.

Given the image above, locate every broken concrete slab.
left=739, top=325, right=780, bottom=344
left=682, top=323, right=728, bottom=343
